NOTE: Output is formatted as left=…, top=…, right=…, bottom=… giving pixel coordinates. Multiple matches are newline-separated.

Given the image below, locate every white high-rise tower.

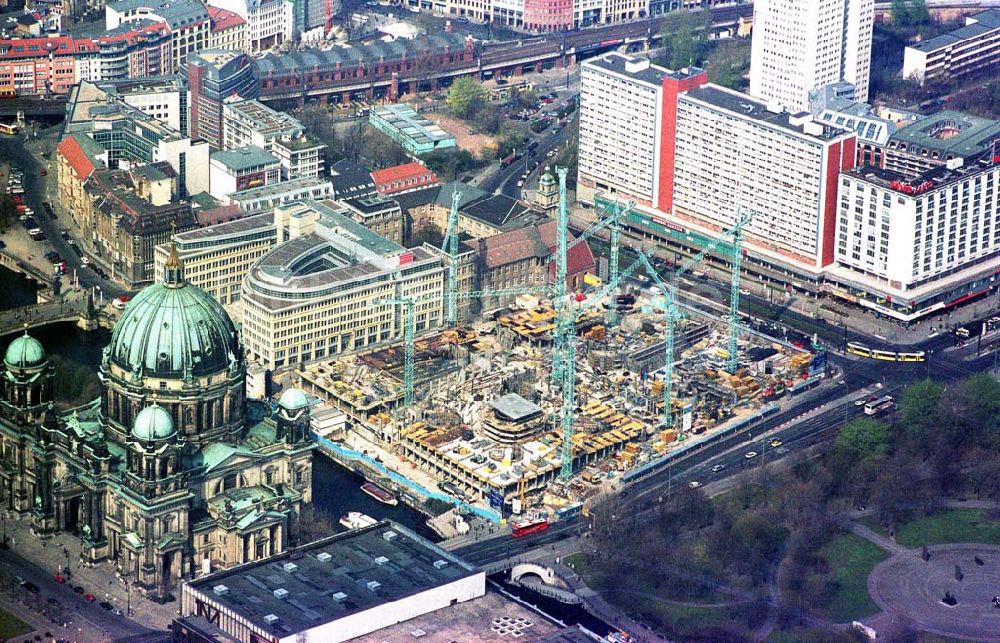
left=749, top=0, right=874, bottom=113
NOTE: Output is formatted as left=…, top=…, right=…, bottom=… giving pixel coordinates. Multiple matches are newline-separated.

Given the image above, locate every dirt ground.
left=429, top=112, right=499, bottom=156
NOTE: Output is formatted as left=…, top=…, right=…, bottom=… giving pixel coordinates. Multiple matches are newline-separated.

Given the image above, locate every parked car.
left=72, top=585, right=84, bottom=594
left=84, top=594, right=95, bottom=602
left=99, top=601, right=113, bottom=611
left=112, top=296, right=131, bottom=309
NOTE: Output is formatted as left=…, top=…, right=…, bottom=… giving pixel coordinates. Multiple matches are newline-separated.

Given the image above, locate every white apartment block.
left=672, top=85, right=857, bottom=272
left=223, top=98, right=326, bottom=179
left=578, top=54, right=667, bottom=208
left=205, top=0, right=291, bottom=53
left=903, top=10, right=1000, bottom=85
left=830, top=154, right=1000, bottom=319
left=749, top=0, right=873, bottom=113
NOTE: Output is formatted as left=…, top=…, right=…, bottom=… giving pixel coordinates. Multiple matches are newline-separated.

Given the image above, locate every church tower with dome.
left=0, top=247, right=315, bottom=599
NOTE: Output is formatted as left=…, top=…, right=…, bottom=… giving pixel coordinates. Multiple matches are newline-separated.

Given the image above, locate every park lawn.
left=0, top=606, right=32, bottom=639
left=563, top=552, right=719, bottom=602
left=817, top=533, right=889, bottom=623
left=623, top=596, right=763, bottom=640
left=563, top=553, right=606, bottom=587
left=858, top=514, right=888, bottom=536
left=893, top=509, right=1000, bottom=548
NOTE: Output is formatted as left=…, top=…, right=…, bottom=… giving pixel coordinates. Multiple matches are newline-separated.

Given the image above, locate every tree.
left=659, top=9, right=712, bottom=69
left=835, top=417, right=890, bottom=460
left=409, top=222, right=443, bottom=248
left=446, top=76, right=486, bottom=120
left=898, top=378, right=942, bottom=443
left=907, top=0, right=930, bottom=25
left=891, top=0, right=911, bottom=28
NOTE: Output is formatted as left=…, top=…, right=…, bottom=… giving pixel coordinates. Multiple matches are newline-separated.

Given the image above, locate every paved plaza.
left=868, top=544, right=1000, bottom=641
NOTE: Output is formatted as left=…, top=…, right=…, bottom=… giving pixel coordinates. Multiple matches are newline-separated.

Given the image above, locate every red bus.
left=511, top=517, right=548, bottom=538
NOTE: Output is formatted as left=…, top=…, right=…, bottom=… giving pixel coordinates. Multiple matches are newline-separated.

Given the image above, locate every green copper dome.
left=5, top=332, right=45, bottom=369
left=278, top=388, right=309, bottom=411
left=107, top=260, right=241, bottom=378
left=132, top=404, right=175, bottom=441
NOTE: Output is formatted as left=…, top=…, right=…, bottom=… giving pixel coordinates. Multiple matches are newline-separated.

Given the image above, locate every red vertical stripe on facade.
left=657, top=71, right=707, bottom=213
left=820, top=136, right=856, bottom=267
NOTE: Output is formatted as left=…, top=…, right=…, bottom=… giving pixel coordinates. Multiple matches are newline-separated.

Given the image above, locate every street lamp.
left=839, top=379, right=850, bottom=425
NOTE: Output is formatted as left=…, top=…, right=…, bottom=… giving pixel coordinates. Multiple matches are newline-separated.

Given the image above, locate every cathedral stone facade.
left=0, top=250, right=314, bottom=599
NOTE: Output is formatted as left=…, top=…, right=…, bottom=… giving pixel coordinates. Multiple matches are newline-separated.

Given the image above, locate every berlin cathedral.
left=0, top=250, right=314, bottom=598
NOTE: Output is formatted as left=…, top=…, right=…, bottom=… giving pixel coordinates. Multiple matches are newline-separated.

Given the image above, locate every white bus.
left=864, top=396, right=895, bottom=416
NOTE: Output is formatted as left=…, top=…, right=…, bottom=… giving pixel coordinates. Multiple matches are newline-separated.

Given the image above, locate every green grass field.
left=892, top=509, right=1000, bottom=548
left=0, top=606, right=32, bottom=639
left=817, top=533, right=889, bottom=623
left=858, top=514, right=887, bottom=535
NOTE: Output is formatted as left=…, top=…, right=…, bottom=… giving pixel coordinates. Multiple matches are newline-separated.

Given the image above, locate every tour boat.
left=339, top=512, right=378, bottom=530
left=361, top=482, right=398, bottom=506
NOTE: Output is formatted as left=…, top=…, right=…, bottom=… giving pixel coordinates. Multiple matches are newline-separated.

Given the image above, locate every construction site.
left=297, top=169, right=831, bottom=522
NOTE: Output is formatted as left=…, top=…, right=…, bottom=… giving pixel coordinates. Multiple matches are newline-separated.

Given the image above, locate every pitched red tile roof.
left=57, top=135, right=97, bottom=182
left=207, top=6, right=245, bottom=31
left=467, top=226, right=549, bottom=269
left=371, top=162, right=438, bottom=192
left=537, top=220, right=596, bottom=280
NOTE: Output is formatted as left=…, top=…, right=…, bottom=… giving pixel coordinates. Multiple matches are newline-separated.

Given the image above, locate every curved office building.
left=241, top=200, right=445, bottom=369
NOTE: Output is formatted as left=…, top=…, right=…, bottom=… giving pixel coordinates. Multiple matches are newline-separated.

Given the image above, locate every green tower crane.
left=442, top=189, right=462, bottom=326
left=376, top=297, right=417, bottom=406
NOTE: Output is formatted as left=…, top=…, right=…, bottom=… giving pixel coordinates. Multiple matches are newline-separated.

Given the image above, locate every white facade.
left=116, top=88, right=186, bottom=133
left=156, top=137, right=211, bottom=197
left=672, top=85, right=855, bottom=271
left=836, top=160, right=1000, bottom=292
left=749, top=0, right=873, bottom=112
left=578, top=54, right=665, bottom=207
left=228, top=177, right=334, bottom=212
left=222, top=99, right=325, bottom=179
left=902, top=10, right=1000, bottom=85
left=205, top=0, right=292, bottom=53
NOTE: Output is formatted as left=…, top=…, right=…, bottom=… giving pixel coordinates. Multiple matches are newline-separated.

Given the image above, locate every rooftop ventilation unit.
left=282, top=563, right=298, bottom=573
left=273, top=588, right=289, bottom=600
left=332, top=592, right=348, bottom=602
left=264, top=614, right=280, bottom=625
left=316, top=552, right=332, bottom=562
left=382, top=530, right=398, bottom=542
left=374, top=556, right=389, bottom=566
left=433, top=560, right=449, bottom=569
left=213, top=585, right=229, bottom=596
left=367, top=581, right=381, bottom=592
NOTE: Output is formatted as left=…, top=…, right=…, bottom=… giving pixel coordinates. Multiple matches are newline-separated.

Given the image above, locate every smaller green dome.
left=278, top=388, right=309, bottom=411
left=132, top=404, right=175, bottom=441
left=5, top=332, right=45, bottom=369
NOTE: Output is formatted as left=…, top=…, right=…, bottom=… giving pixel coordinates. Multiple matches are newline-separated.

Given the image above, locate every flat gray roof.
left=490, top=393, right=542, bottom=423
left=585, top=52, right=699, bottom=87
left=186, top=522, right=478, bottom=638
left=211, top=146, right=279, bottom=172
left=683, top=85, right=844, bottom=141
left=910, top=9, right=1000, bottom=52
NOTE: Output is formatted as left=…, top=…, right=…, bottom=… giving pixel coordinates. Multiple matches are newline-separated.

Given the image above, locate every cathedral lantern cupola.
left=1, top=330, right=54, bottom=424
left=125, top=403, right=183, bottom=498
left=275, top=388, right=310, bottom=444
